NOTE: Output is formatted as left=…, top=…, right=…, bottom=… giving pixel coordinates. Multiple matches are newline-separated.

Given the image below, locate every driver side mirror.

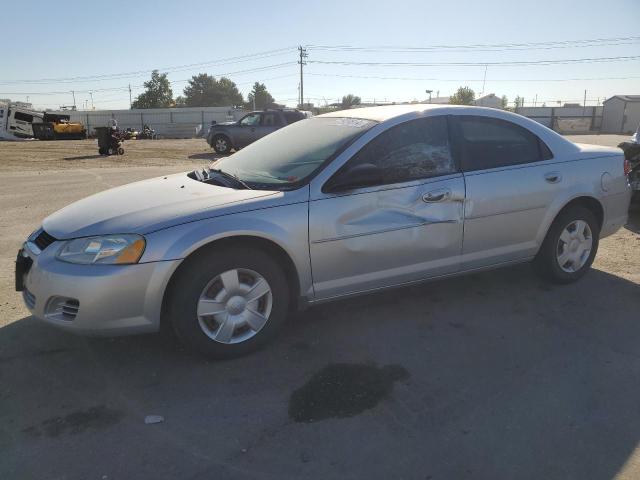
left=324, top=163, right=384, bottom=193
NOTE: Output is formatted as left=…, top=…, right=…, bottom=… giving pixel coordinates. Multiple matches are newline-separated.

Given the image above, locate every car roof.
left=318, top=103, right=579, bottom=155
left=318, top=104, right=467, bottom=122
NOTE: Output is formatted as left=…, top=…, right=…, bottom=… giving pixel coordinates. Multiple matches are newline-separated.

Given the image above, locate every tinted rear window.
left=457, top=116, right=549, bottom=171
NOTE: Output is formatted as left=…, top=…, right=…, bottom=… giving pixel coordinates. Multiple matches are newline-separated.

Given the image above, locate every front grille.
left=23, top=288, right=36, bottom=309
left=33, top=229, right=57, bottom=251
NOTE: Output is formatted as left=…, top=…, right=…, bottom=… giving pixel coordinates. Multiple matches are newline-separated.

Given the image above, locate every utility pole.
left=71, top=90, right=76, bottom=110
left=480, top=65, right=488, bottom=97
left=129, top=84, right=132, bottom=109
left=298, top=46, right=307, bottom=108
left=89, top=91, right=94, bottom=110
left=534, top=94, right=538, bottom=107
left=583, top=89, right=587, bottom=115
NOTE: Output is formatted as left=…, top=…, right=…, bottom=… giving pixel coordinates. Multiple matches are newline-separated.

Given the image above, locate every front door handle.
left=422, top=189, right=451, bottom=203
left=544, top=172, right=562, bottom=183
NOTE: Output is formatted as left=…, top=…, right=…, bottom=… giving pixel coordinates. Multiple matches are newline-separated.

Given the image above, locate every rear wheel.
left=212, top=135, right=232, bottom=154
left=533, top=206, right=600, bottom=283
left=117, top=147, right=124, bottom=155
left=166, top=247, right=290, bottom=358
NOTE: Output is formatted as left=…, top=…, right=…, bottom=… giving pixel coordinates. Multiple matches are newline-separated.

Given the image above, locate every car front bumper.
left=19, top=242, right=181, bottom=336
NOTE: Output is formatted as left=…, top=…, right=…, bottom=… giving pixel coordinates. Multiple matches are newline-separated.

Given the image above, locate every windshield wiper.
left=207, top=168, right=252, bottom=190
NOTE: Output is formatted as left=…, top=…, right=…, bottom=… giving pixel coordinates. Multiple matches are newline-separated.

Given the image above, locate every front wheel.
left=165, top=247, right=290, bottom=358
left=212, top=135, right=231, bottom=154
left=533, top=206, right=600, bottom=284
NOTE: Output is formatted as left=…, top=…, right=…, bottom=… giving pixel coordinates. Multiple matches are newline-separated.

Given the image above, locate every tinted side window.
left=457, top=116, right=546, bottom=171
left=262, top=112, right=281, bottom=127
left=283, top=111, right=303, bottom=124
left=340, top=116, right=455, bottom=186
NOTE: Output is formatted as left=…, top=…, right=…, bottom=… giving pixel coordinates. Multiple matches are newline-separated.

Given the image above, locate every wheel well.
left=556, top=196, right=604, bottom=229
left=161, top=236, right=301, bottom=327
left=212, top=132, right=231, bottom=143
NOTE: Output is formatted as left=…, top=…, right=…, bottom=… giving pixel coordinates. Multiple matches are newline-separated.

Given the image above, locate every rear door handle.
left=422, top=189, right=451, bottom=203
left=544, top=172, right=562, bottom=183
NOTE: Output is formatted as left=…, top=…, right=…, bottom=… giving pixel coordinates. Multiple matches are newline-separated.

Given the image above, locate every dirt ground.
left=1, top=135, right=639, bottom=480
left=0, top=138, right=221, bottom=172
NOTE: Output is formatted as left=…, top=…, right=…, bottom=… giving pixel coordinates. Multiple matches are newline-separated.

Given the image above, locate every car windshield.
left=212, top=117, right=377, bottom=189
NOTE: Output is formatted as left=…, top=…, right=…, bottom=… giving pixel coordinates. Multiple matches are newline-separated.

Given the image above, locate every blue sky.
left=2, top=0, right=639, bottom=110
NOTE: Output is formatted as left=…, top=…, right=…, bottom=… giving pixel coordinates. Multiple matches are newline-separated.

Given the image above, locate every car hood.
left=43, top=173, right=280, bottom=239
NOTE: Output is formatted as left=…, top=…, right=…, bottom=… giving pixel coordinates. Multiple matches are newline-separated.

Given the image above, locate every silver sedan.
left=16, top=105, right=632, bottom=358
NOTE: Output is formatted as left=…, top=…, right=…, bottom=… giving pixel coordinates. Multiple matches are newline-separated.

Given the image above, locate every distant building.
left=602, top=95, right=640, bottom=133
left=426, top=96, right=450, bottom=104
left=473, top=94, right=503, bottom=109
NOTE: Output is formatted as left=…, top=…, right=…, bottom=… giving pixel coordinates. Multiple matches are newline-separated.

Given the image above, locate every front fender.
left=140, top=202, right=314, bottom=299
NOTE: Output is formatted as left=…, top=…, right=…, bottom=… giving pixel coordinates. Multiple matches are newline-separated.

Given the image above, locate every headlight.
left=57, top=234, right=146, bottom=265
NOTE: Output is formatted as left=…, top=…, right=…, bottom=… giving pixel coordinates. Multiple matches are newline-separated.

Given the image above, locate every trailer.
left=0, top=100, right=43, bottom=139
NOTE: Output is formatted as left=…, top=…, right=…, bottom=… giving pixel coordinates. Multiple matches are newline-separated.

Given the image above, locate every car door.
left=453, top=114, right=559, bottom=269
left=309, top=116, right=465, bottom=300
left=235, top=113, right=262, bottom=147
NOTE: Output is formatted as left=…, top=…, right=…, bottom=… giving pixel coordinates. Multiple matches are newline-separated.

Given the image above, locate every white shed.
left=601, top=95, right=640, bottom=134
left=474, top=94, right=503, bottom=109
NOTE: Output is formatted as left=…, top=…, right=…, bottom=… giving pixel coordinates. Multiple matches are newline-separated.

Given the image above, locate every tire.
left=98, top=147, right=106, bottom=155
left=165, top=247, right=290, bottom=358
left=533, top=206, right=600, bottom=284
left=117, top=147, right=124, bottom=155
left=212, top=135, right=232, bottom=154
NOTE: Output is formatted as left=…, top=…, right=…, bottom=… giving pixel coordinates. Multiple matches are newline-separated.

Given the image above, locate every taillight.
left=624, top=158, right=632, bottom=176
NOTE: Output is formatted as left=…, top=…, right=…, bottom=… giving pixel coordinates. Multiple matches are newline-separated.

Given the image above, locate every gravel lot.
left=1, top=136, right=639, bottom=480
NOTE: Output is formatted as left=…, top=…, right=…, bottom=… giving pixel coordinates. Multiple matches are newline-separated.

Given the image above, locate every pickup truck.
left=206, top=109, right=306, bottom=154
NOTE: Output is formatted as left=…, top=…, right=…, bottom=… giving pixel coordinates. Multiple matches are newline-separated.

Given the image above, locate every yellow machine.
left=32, top=113, right=87, bottom=140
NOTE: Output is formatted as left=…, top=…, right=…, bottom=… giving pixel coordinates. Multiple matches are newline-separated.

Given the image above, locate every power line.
left=0, top=47, right=297, bottom=85
left=308, top=55, right=640, bottom=68
left=306, top=36, right=640, bottom=53
left=306, top=72, right=640, bottom=82
left=0, top=73, right=299, bottom=97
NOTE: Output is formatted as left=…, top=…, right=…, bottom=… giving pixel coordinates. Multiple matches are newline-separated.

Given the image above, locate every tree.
left=449, top=86, right=475, bottom=105
left=513, top=95, right=524, bottom=109
left=182, top=74, right=243, bottom=107
left=245, top=82, right=275, bottom=110
left=174, top=96, right=186, bottom=107
left=341, top=94, right=361, bottom=109
left=500, top=95, right=508, bottom=109
left=131, top=70, right=173, bottom=109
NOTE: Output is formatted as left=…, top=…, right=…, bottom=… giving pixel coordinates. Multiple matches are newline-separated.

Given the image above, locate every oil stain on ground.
left=288, top=363, right=409, bottom=423
left=23, top=405, right=124, bottom=437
